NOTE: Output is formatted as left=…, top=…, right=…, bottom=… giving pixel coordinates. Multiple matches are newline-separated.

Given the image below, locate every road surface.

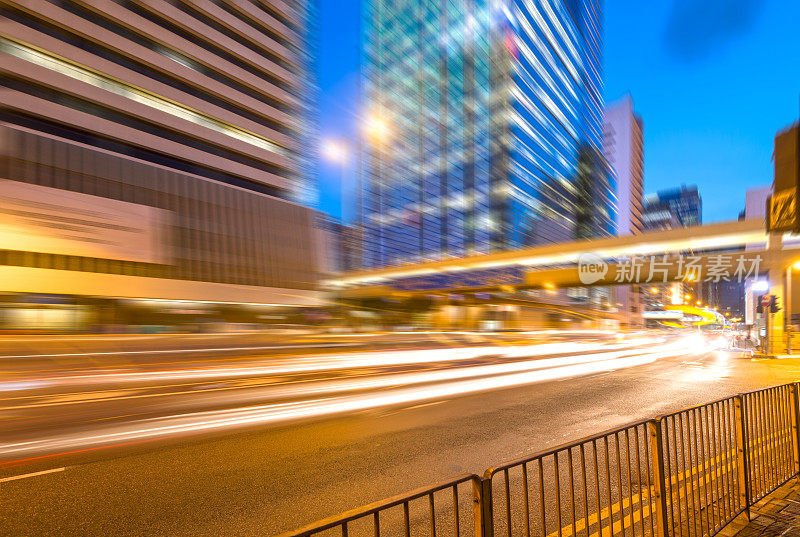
left=1, top=330, right=798, bottom=536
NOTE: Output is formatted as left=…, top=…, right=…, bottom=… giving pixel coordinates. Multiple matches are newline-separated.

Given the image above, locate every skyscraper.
left=642, top=186, right=702, bottom=231
left=602, top=94, right=644, bottom=326
left=0, top=1, right=321, bottom=319
left=360, top=0, right=615, bottom=269
left=603, top=94, right=643, bottom=236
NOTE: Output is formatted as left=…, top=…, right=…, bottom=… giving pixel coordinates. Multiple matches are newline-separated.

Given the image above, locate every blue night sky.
left=316, top=0, right=800, bottom=224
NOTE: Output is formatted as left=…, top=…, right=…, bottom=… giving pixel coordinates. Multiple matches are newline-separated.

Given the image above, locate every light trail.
left=0, top=337, right=701, bottom=460
left=0, top=342, right=359, bottom=361
left=4, top=337, right=667, bottom=391
left=0, top=340, right=666, bottom=410
left=310, top=329, right=620, bottom=338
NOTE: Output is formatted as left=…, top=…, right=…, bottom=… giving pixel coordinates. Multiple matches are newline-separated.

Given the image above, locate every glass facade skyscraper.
left=361, top=0, right=616, bottom=268
left=642, top=186, right=703, bottom=231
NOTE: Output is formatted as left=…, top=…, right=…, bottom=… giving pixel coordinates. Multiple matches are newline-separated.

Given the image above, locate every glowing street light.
left=322, top=139, right=348, bottom=163
left=751, top=280, right=769, bottom=292
left=364, top=113, right=391, bottom=145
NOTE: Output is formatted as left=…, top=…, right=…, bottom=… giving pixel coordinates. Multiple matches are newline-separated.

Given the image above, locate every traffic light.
left=757, top=295, right=765, bottom=314
left=770, top=295, right=781, bottom=313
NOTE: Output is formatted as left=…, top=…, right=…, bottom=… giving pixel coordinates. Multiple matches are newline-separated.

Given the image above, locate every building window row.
left=1, top=37, right=292, bottom=160
left=124, top=1, right=299, bottom=84
left=2, top=5, right=298, bottom=120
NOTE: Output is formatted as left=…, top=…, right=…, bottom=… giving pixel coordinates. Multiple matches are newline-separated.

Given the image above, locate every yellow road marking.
left=0, top=467, right=65, bottom=482
left=537, top=430, right=794, bottom=537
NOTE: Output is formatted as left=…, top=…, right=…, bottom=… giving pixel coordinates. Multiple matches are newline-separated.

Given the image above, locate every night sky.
left=316, top=0, right=800, bottom=224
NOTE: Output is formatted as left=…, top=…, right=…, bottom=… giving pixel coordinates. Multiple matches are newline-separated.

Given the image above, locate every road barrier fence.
left=278, top=382, right=800, bottom=537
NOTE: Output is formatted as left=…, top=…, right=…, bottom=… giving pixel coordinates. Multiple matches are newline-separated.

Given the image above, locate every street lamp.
left=364, top=113, right=391, bottom=146
left=322, top=139, right=348, bottom=164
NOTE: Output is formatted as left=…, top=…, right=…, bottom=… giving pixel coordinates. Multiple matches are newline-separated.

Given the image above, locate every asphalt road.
left=1, top=331, right=799, bottom=536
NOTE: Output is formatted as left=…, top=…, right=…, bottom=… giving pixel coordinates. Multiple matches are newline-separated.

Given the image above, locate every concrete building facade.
left=0, top=0, right=321, bottom=329
left=603, top=95, right=643, bottom=236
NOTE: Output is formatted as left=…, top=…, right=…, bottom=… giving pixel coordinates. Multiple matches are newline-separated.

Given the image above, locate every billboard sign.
left=0, top=180, right=168, bottom=264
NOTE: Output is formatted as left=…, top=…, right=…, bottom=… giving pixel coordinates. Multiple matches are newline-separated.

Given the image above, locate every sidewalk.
left=720, top=479, right=800, bottom=536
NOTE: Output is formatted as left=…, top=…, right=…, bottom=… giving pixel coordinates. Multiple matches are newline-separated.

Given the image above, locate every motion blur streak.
left=0, top=340, right=666, bottom=410
left=0, top=337, right=700, bottom=459
left=7, top=336, right=666, bottom=389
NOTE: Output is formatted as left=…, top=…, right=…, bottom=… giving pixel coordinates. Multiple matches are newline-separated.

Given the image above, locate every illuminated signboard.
left=389, top=266, right=526, bottom=291
left=0, top=180, right=168, bottom=264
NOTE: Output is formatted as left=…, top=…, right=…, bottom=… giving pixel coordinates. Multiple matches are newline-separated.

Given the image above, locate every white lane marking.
left=0, top=342, right=359, bottom=360
left=0, top=467, right=65, bottom=482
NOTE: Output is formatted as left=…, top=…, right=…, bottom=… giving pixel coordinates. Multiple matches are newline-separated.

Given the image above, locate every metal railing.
left=483, top=420, right=656, bottom=537
left=280, top=474, right=485, bottom=537
left=277, top=382, right=800, bottom=537
left=659, top=396, right=744, bottom=537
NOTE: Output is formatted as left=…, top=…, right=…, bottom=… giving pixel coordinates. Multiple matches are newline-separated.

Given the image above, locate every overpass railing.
left=276, top=382, right=800, bottom=537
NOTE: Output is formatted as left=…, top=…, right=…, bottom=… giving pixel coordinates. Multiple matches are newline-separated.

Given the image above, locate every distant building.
left=313, top=215, right=363, bottom=276
left=640, top=186, right=701, bottom=323
left=642, top=186, right=702, bottom=231
left=602, top=95, right=644, bottom=327
left=740, top=185, right=772, bottom=326
left=314, top=214, right=345, bottom=276
left=360, top=0, right=614, bottom=269
left=714, top=280, right=745, bottom=320
left=603, top=95, right=644, bottom=236
left=641, top=202, right=680, bottom=231
left=744, top=185, right=772, bottom=220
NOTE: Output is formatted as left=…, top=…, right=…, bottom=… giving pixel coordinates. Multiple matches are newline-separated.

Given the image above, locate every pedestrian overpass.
left=329, top=219, right=800, bottom=353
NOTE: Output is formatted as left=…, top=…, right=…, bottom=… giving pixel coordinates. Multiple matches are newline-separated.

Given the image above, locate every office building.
left=642, top=185, right=702, bottom=231
left=602, top=95, right=643, bottom=236
left=360, top=0, right=615, bottom=268
left=0, top=1, right=320, bottom=329
left=602, top=94, right=644, bottom=326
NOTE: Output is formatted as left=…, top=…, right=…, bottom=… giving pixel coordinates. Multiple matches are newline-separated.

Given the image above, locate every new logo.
left=578, top=253, right=608, bottom=285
